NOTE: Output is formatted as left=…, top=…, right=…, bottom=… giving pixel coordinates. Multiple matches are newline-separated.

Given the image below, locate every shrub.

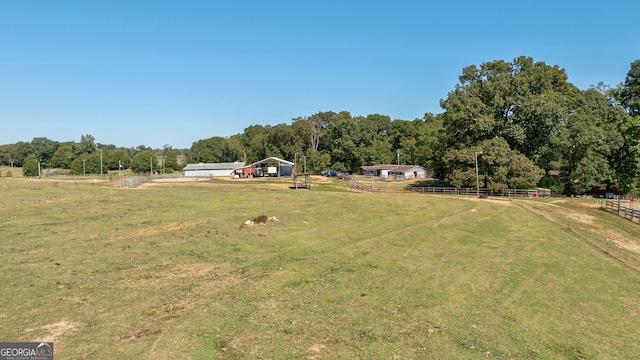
left=252, top=214, right=268, bottom=224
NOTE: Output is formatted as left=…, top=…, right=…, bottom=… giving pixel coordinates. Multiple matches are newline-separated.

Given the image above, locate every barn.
left=361, top=164, right=430, bottom=180
left=183, top=162, right=245, bottom=177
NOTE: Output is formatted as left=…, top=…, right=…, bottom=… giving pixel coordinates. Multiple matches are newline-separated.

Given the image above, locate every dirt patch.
left=123, top=221, right=208, bottom=238
left=602, top=229, right=640, bottom=254
left=22, top=321, right=82, bottom=344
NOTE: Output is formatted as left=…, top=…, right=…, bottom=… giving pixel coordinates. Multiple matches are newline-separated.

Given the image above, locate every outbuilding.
left=183, top=162, right=246, bottom=177
left=361, top=164, right=430, bottom=180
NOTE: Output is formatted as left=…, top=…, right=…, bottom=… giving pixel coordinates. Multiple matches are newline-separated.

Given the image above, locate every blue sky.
left=1, top=1, right=637, bottom=149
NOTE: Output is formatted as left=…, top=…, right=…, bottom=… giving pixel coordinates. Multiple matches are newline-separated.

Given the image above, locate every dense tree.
left=0, top=144, right=14, bottom=166
left=22, top=158, right=39, bottom=177
left=442, top=138, right=543, bottom=190
left=105, top=149, right=131, bottom=170
left=547, top=88, right=639, bottom=194
left=51, top=145, right=74, bottom=169
left=617, top=59, right=640, bottom=116
left=439, top=56, right=579, bottom=162
left=70, top=153, right=101, bottom=175
left=74, top=134, right=97, bottom=156
left=9, top=141, right=31, bottom=167
left=30, top=137, right=59, bottom=167
left=131, top=150, right=157, bottom=174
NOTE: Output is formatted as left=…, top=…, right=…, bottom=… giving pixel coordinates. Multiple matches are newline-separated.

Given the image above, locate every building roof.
left=183, top=162, right=245, bottom=171
left=246, top=156, right=294, bottom=167
left=361, top=164, right=425, bottom=173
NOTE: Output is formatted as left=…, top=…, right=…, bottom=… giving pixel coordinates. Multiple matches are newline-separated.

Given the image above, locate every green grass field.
left=1, top=177, right=640, bottom=359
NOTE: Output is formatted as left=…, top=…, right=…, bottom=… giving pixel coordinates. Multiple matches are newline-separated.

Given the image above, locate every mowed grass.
left=1, top=178, right=640, bottom=359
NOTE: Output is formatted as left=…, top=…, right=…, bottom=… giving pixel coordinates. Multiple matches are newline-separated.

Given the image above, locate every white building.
left=183, top=162, right=245, bottom=177
left=361, top=164, right=430, bottom=180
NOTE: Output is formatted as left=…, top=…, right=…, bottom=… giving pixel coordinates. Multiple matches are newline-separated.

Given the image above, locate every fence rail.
left=605, top=200, right=640, bottom=223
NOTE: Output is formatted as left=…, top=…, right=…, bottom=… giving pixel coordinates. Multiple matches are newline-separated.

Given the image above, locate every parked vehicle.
left=321, top=170, right=338, bottom=177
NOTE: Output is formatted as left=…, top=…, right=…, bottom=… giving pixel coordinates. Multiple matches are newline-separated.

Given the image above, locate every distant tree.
left=0, top=144, right=14, bottom=165
left=617, top=59, right=640, bottom=116
left=294, top=111, right=336, bottom=151
left=70, top=153, right=101, bottom=175
left=442, top=138, right=544, bottom=190
left=9, top=141, right=31, bottom=167
left=105, top=149, right=131, bottom=170
left=30, top=137, right=59, bottom=167
left=22, top=158, right=39, bottom=177
left=51, top=145, right=74, bottom=169
left=131, top=150, right=157, bottom=174
left=74, top=134, right=97, bottom=156
left=439, top=56, right=580, bottom=163
left=306, top=149, right=331, bottom=174
left=164, top=150, right=179, bottom=171
left=548, top=88, right=639, bottom=194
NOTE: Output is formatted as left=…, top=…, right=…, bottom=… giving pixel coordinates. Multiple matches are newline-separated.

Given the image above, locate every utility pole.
left=475, top=151, right=483, bottom=198
left=100, top=148, right=103, bottom=176
left=83, top=158, right=87, bottom=176
left=37, top=159, right=41, bottom=178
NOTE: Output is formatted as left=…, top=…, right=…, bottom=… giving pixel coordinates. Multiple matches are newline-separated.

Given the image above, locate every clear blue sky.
left=1, top=1, right=637, bottom=149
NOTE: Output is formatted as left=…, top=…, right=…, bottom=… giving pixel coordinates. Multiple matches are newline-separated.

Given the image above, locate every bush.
left=5, top=170, right=12, bottom=177
left=252, top=214, right=268, bottom=224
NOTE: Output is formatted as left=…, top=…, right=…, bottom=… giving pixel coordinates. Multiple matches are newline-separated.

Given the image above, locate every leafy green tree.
left=131, top=150, right=157, bottom=174
left=0, top=144, right=14, bottom=166
left=442, top=138, right=543, bottom=189
left=548, top=88, right=638, bottom=194
left=74, top=134, right=97, bottom=156
left=439, top=56, right=579, bottom=163
left=105, top=149, right=131, bottom=170
left=306, top=149, right=331, bottom=174
left=51, top=145, right=74, bottom=169
left=9, top=141, right=31, bottom=167
left=293, top=111, right=337, bottom=151
left=22, top=158, right=39, bottom=177
left=30, top=137, right=59, bottom=167
left=617, top=59, right=640, bottom=116
left=70, top=153, right=101, bottom=175
left=165, top=150, right=180, bottom=171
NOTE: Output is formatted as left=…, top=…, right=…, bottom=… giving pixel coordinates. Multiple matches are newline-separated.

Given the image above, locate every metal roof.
left=361, top=164, right=425, bottom=173
left=246, top=157, right=294, bottom=167
left=183, top=162, right=245, bottom=171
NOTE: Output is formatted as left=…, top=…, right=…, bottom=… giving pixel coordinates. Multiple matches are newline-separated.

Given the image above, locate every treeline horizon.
left=2, top=56, right=639, bottom=196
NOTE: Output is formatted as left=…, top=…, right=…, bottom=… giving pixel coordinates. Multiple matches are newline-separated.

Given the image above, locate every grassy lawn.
left=1, top=178, right=640, bottom=359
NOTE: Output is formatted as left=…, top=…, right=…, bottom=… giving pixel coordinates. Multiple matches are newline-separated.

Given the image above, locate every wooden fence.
left=605, top=200, right=640, bottom=223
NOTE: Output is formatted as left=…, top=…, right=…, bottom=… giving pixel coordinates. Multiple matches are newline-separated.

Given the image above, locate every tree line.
left=2, top=56, right=639, bottom=195
left=0, top=134, right=182, bottom=176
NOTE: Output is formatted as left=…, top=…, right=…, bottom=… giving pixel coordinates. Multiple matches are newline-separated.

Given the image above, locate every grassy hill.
left=1, top=177, right=639, bottom=359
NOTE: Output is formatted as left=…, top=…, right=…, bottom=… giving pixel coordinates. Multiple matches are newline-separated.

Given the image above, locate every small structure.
left=291, top=172, right=311, bottom=190
left=361, top=164, right=430, bottom=180
left=183, top=162, right=245, bottom=177
left=246, top=157, right=294, bottom=177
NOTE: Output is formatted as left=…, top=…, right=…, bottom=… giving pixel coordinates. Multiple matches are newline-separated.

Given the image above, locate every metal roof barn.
left=183, top=162, right=246, bottom=177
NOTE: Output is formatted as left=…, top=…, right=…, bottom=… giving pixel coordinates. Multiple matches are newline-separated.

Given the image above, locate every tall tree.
left=131, top=150, right=157, bottom=174
left=439, top=56, right=579, bottom=162
left=617, top=59, right=640, bottom=116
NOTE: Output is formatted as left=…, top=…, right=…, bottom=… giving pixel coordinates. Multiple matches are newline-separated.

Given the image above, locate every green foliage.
left=617, top=59, right=640, bottom=116
left=105, top=149, right=131, bottom=170
left=51, top=145, right=74, bottom=169
left=443, top=138, right=544, bottom=189
left=70, top=153, right=101, bottom=175
left=131, top=150, right=157, bottom=174
left=22, top=158, right=39, bottom=177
